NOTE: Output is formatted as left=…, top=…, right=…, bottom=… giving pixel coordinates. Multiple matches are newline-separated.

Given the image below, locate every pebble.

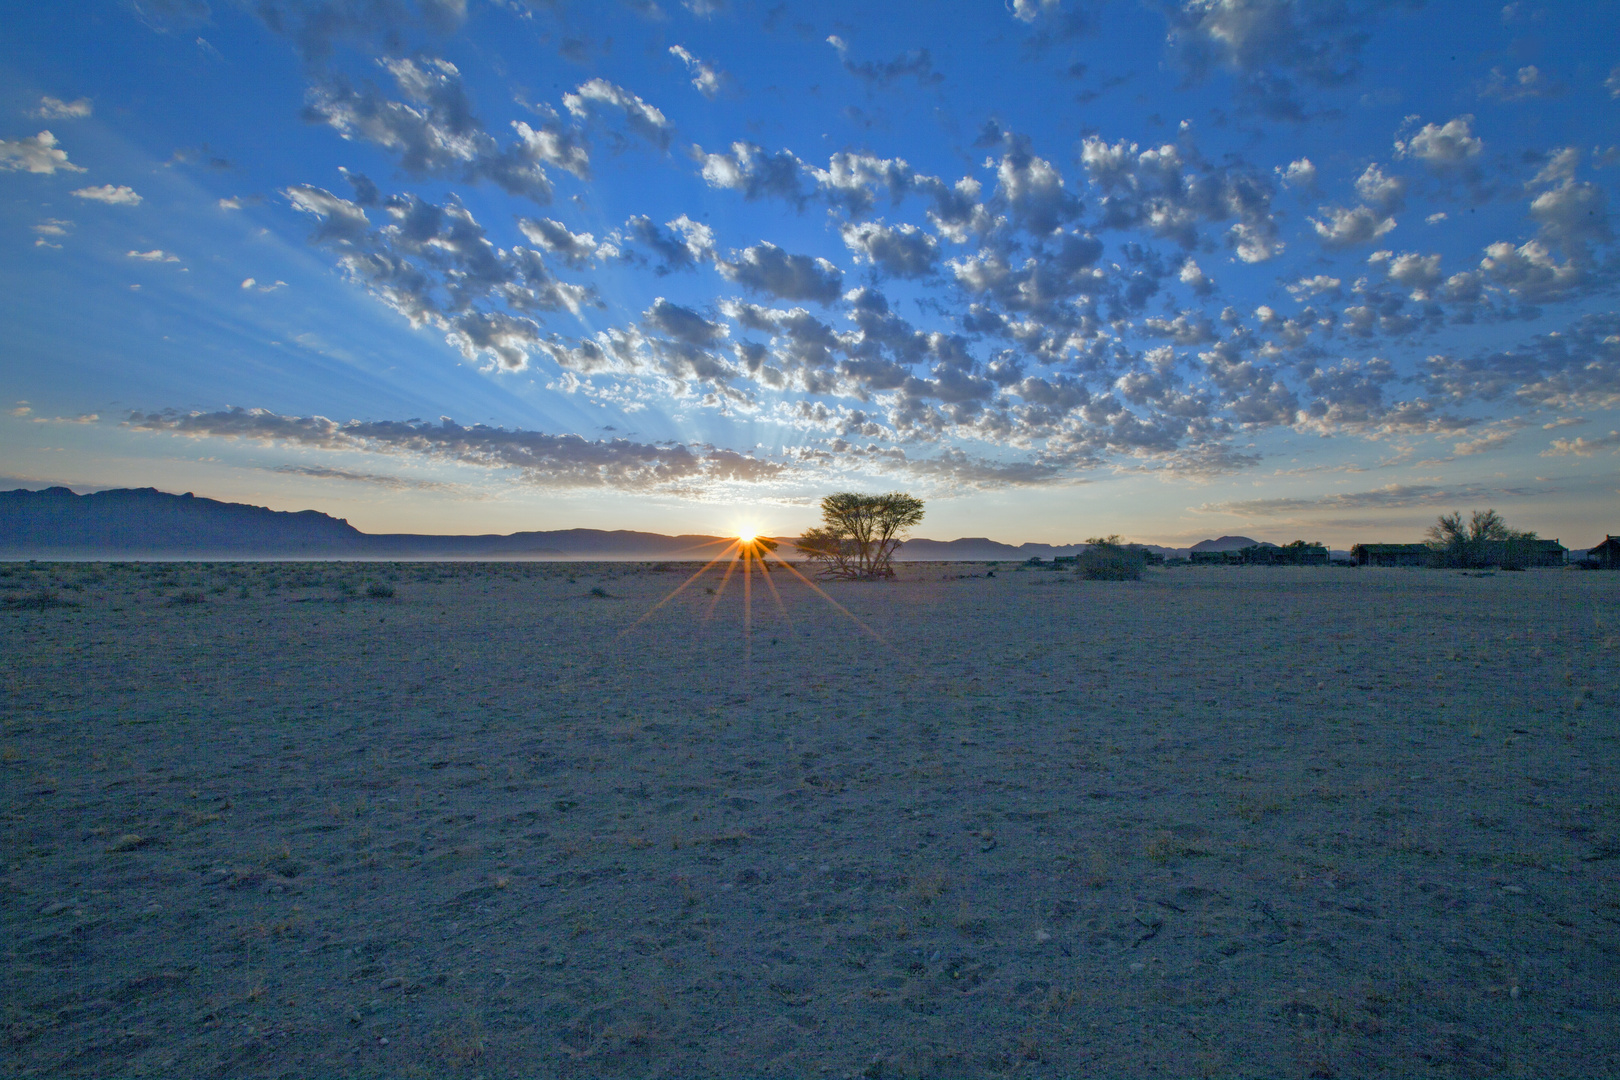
left=1502, top=885, right=1524, bottom=894
left=1035, top=929, right=1052, bottom=942
left=39, top=900, right=71, bottom=916
left=106, top=833, right=149, bottom=853
left=379, top=977, right=405, bottom=990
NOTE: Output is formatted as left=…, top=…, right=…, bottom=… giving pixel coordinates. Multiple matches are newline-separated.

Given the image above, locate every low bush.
left=1077, top=536, right=1146, bottom=581
left=366, top=582, right=395, bottom=599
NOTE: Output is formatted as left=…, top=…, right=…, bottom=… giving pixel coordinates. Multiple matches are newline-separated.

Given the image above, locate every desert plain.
left=1, top=558, right=1617, bottom=1079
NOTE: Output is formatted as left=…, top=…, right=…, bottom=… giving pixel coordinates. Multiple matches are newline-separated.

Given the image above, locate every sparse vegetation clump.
left=168, top=590, right=206, bottom=606
left=1426, top=509, right=1539, bottom=569
left=366, top=582, right=395, bottom=599
left=797, top=491, right=925, bottom=580
left=2, top=588, right=78, bottom=610
left=1077, top=535, right=1146, bottom=581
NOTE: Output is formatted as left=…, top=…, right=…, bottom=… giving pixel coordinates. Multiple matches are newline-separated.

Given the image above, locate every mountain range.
left=0, top=486, right=1281, bottom=561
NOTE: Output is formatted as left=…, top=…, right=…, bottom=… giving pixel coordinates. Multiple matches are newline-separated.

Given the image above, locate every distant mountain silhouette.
left=1189, top=535, right=1263, bottom=553
left=0, top=487, right=726, bottom=559
left=1, top=486, right=1195, bottom=561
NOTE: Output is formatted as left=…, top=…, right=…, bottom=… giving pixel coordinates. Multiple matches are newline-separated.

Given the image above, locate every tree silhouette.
left=797, top=492, right=924, bottom=579
left=1426, top=509, right=1537, bottom=568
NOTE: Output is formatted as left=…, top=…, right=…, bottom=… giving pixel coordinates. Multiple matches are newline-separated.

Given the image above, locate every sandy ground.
left=1, top=558, right=1617, bottom=1079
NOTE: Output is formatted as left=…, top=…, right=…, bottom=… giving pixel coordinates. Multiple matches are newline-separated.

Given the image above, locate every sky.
left=1, top=0, right=1617, bottom=548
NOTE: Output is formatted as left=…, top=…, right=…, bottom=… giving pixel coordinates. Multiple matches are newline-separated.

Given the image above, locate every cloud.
left=1161, top=0, right=1398, bottom=119
left=126, top=406, right=785, bottom=490
left=695, top=141, right=808, bottom=205
left=1542, top=430, right=1620, bottom=457
left=0, top=131, right=85, bottom=174
left=839, top=220, right=940, bottom=279
left=563, top=78, right=673, bottom=150
left=33, top=96, right=92, bottom=120
left=1079, top=135, right=1280, bottom=259
left=1309, top=203, right=1394, bottom=247
left=1353, top=163, right=1405, bottom=212
left=826, top=36, right=944, bottom=89
left=1287, top=273, right=1340, bottom=298
left=1277, top=157, right=1316, bottom=188
left=1477, top=239, right=1583, bottom=301
left=1424, top=311, right=1620, bottom=410
left=1367, top=249, right=1441, bottom=294
left=72, top=184, right=142, bottom=204
left=269, top=464, right=464, bottom=491
left=285, top=182, right=597, bottom=370
left=1395, top=115, right=1482, bottom=168
left=669, top=45, right=722, bottom=98
left=127, top=249, right=181, bottom=262
left=253, top=0, right=467, bottom=61
left=643, top=297, right=727, bottom=345
left=305, top=58, right=576, bottom=204
left=31, top=218, right=72, bottom=238
left=517, top=217, right=618, bottom=267
left=622, top=213, right=714, bottom=273
left=1201, top=482, right=1506, bottom=517
left=1480, top=64, right=1561, bottom=100
left=718, top=242, right=844, bottom=303
left=1609, top=65, right=1620, bottom=98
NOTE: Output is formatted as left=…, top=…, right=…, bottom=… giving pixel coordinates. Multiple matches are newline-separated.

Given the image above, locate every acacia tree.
left=1426, top=509, right=1537, bottom=568
left=797, top=491, right=925, bottom=579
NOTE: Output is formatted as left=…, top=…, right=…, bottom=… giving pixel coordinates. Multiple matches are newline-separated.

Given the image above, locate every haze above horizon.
left=2, top=1, right=1616, bottom=549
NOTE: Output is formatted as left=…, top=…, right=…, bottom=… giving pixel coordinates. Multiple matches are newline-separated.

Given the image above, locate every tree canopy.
left=797, top=492, right=924, bottom=579
left=1426, top=509, right=1538, bottom=568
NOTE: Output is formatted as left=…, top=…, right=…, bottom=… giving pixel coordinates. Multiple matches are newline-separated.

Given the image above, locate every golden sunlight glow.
left=736, top=528, right=757, bottom=546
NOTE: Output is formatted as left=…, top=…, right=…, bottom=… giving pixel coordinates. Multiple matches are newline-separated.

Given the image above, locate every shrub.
left=169, top=590, right=206, bottom=606
left=366, top=582, right=395, bottom=599
left=2, top=588, right=78, bottom=610
left=797, top=491, right=925, bottom=580
left=1077, top=536, right=1146, bottom=581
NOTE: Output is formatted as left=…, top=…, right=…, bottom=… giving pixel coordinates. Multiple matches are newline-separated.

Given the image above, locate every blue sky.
left=2, top=0, right=1617, bottom=547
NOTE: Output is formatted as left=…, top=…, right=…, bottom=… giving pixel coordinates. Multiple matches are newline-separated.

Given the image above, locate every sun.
left=736, top=527, right=757, bottom=546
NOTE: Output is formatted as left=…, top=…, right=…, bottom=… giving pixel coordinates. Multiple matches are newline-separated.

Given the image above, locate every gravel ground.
left=2, top=559, right=1617, bottom=1078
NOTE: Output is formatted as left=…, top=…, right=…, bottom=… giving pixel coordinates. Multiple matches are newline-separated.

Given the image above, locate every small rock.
left=39, top=900, right=71, bottom=916
left=379, top=976, right=405, bottom=990
left=1510, top=985, right=1521, bottom=999
left=106, top=834, right=150, bottom=853
left=1501, top=885, right=1524, bottom=894
left=1035, top=929, right=1052, bottom=942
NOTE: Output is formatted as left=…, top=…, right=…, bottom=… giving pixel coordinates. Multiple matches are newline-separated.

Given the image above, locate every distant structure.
left=1587, top=535, right=1620, bottom=569
left=1351, top=543, right=1431, bottom=567
left=1351, top=539, right=1568, bottom=568
left=1192, top=541, right=1325, bottom=566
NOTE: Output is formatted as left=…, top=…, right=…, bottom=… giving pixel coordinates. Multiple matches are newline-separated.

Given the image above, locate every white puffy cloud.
left=669, top=45, right=722, bottom=98
left=718, top=242, right=844, bottom=303
left=0, top=131, right=85, bottom=174
left=305, top=58, right=577, bottom=203
left=71, top=184, right=142, bottom=205
left=1287, top=274, right=1340, bottom=298
left=622, top=213, right=714, bottom=274
left=1353, top=163, right=1405, bottom=212
left=1367, top=249, right=1441, bottom=294
left=33, top=96, right=92, bottom=120
left=1277, top=157, right=1316, bottom=188
left=695, top=141, right=807, bottom=205
left=563, top=78, right=673, bottom=150
left=1162, top=0, right=1394, bottom=119
left=517, top=217, right=617, bottom=267
left=1310, top=204, right=1394, bottom=247
left=839, top=220, right=940, bottom=279
left=1395, top=115, right=1482, bottom=167
left=1542, top=430, right=1620, bottom=457
left=127, top=249, right=180, bottom=262
left=1478, top=239, right=1583, bottom=300
left=1480, top=65, right=1560, bottom=100
left=1079, top=134, right=1280, bottom=258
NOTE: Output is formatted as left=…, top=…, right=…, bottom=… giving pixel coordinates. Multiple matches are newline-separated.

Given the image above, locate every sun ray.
left=755, top=551, right=793, bottom=633
left=616, top=539, right=740, bottom=640
left=763, top=548, right=887, bottom=645
left=706, top=549, right=742, bottom=618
